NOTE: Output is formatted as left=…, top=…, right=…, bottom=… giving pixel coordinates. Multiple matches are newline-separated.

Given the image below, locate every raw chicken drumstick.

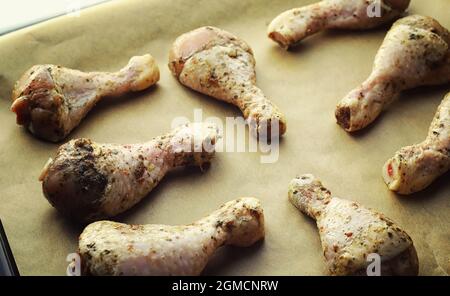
left=78, top=198, right=265, bottom=276
left=383, top=92, right=450, bottom=194
left=336, top=15, right=450, bottom=132
left=268, top=0, right=410, bottom=49
left=169, top=26, right=286, bottom=140
left=11, top=54, right=160, bottom=142
left=288, top=174, right=418, bottom=276
left=39, top=123, right=218, bottom=222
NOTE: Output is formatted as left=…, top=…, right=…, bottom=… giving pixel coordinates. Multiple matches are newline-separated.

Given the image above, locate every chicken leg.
left=169, top=26, right=286, bottom=140
left=11, top=54, right=160, bottom=142
left=268, top=0, right=410, bottom=49
left=336, top=15, right=450, bottom=132
left=288, top=174, right=419, bottom=276
left=383, top=92, right=450, bottom=194
left=39, top=123, right=218, bottom=222
left=78, top=198, right=265, bottom=276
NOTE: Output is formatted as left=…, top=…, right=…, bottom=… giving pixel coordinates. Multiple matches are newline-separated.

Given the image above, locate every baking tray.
left=0, top=0, right=448, bottom=275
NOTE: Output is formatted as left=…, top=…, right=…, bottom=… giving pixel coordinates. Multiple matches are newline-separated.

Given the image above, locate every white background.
left=0, top=0, right=111, bottom=35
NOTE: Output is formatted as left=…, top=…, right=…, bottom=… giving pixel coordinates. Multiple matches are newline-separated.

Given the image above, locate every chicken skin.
left=169, top=26, right=286, bottom=140
left=336, top=15, right=450, bottom=132
left=78, top=198, right=265, bottom=276
left=39, top=123, right=218, bottom=222
left=383, top=92, right=450, bottom=195
left=268, top=0, right=410, bottom=49
left=11, top=54, right=160, bottom=142
left=288, top=174, right=419, bottom=276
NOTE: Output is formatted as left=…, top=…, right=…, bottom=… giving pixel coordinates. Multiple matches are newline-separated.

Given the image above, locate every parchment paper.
left=0, top=0, right=448, bottom=276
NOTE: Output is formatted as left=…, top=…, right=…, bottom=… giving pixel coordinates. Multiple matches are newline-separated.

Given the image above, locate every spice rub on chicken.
left=169, top=26, right=286, bottom=140
left=288, top=174, right=419, bottom=276
left=11, top=54, right=160, bottom=142
left=39, top=123, right=219, bottom=222
left=336, top=15, right=450, bottom=132
left=268, top=0, right=410, bottom=49
left=383, top=92, right=450, bottom=195
left=78, top=198, right=265, bottom=275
